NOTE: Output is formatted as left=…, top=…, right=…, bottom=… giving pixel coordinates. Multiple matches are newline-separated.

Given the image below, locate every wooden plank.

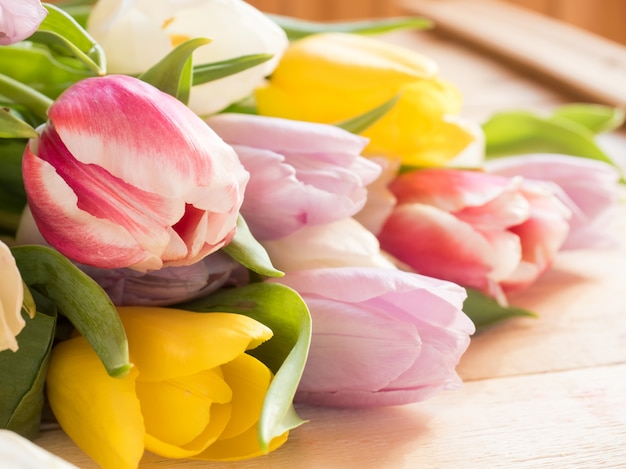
left=35, top=364, right=626, bottom=468
left=400, top=0, right=626, bottom=109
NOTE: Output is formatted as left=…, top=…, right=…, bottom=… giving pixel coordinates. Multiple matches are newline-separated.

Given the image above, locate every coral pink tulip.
left=485, top=154, right=621, bottom=250
left=206, top=113, right=380, bottom=240
left=378, top=169, right=571, bottom=300
left=269, top=267, right=474, bottom=407
left=22, top=75, right=248, bottom=271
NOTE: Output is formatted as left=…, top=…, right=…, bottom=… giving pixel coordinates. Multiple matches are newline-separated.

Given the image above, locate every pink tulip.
left=378, top=169, right=571, bottom=300
left=0, top=0, right=47, bottom=45
left=206, top=113, right=381, bottom=240
left=485, top=154, right=620, bottom=250
left=22, top=75, right=248, bottom=271
left=269, top=267, right=474, bottom=407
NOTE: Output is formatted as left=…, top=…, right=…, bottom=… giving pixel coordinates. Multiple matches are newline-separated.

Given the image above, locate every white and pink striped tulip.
left=22, top=75, right=249, bottom=272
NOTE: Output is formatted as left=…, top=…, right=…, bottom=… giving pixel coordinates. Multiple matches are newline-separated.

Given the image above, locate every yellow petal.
left=136, top=368, right=231, bottom=446
left=117, top=307, right=272, bottom=381
left=194, top=425, right=289, bottom=462
left=46, top=337, right=144, bottom=469
left=144, top=403, right=231, bottom=459
left=270, top=33, right=437, bottom=93
left=217, top=353, right=272, bottom=440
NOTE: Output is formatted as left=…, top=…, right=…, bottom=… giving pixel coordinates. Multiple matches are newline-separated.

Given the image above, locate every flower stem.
left=0, top=73, right=53, bottom=121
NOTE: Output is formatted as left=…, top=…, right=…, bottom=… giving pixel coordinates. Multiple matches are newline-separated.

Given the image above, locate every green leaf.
left=0, top=139, right=28, bottom=234
left=0, top=73, right=53, bottom=121
left=21, top=283, right=37, bottom=319
left=177, top=282, right=311, bottom=450
left=0, top=311, right=56, bottom=439
left=0, top=109, right=38, bottom=139
left=139, top=37, right=211, bottom=103
left=464, top=288, right=536, bottom=331
left=551, top=103, right=625, bottom=134
left=0, top=46, right=91, bottom=100
left=335, top=94, right=400, bottom=134
left=271, top=15, right=433, bottom=41
left=192, top=54, right=274, bottom=86
left=222, top=216, right=283, bottom=278
left=482, top=110, right=619, bottom=168
left=30, top=3, right=105, bottom=75
left=11, top=245, right=130, bottom=377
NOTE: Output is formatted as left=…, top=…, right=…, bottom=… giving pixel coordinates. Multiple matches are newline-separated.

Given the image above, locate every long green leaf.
left=192, top=54, right=274, bottom=86
left=482, top=110, right=619, bottom=168
left=464, top=288, right=536, bottom=331
left=177, top=282, right=311, bottom=450
left=0, top=310, right=55, bottom=439
left=0, top=73, right=53, bottom=121
left=222, top=216, right=283, bottom=278
left=551, top=103, right=625, bottom=134
left=271, top=15, right=433, bottom=41
left=139, top=37, right=211, bottom=102
left=335, top=94, right=400, bottom=134
left=0, top=110, right=38, bottom=139
left=11, top=246, right=130, bottom=377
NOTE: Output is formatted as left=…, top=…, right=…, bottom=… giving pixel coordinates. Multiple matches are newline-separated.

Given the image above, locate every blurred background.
left=246, top=0, right=626, bottom=46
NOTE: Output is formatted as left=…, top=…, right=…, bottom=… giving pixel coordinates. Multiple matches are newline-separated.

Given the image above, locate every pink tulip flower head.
left=269, top=267, right=474, bottom=407
left=22, top=75, right=249, bottom=271
left=206, top=113, right=381, bottom=240
left=0, top=0, right=47, bottom=45
left=379, top=169, right=571, bottom=301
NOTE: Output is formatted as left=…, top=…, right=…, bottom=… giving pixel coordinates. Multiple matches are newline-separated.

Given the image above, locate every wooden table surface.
left=36, top=2, right=626, bottom=468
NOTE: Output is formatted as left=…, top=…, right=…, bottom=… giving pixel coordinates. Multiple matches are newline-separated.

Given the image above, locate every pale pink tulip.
left=0, top=0, right=47, bottom=45
left=22, top=75, right=249, bottom=272
left=0, top=240, right=25, bottom=352
left=485, top=154, right=621, bottom=250
left=261, top=218, right=396, bottom=272
left=206, top=113, right=380, bottom=240
left=378, top=169, right=571, bottom=300
left=269, top=267, right=474, bottom=407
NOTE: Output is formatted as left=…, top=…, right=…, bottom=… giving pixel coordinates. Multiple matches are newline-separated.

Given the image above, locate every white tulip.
left=0, top=430, right=78, bottom=468
left=0, top=241, right=24, bottom=352
left=87, top=0, right=288, bottom=115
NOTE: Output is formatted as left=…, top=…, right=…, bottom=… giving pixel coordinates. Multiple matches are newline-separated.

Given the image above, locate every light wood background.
left=247, top=0, right=626, bottom=46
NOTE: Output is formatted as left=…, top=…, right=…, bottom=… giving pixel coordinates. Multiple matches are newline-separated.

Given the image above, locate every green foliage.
left=335, top=94, right=400, bottom=134
left=464, top=288, right=536, bottom=331
left=272, top=15, right=433, bottom=41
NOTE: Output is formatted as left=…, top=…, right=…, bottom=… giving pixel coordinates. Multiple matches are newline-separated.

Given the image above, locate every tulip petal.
left=215, top=353, right=272, bottom=440
left=136, top=368, right=231, bottom=447
left=0, top=241, right=24, bottom=352
left=46, top=337, right=144, bottom=469
left=118, top=307, right=272, bottom=381
left=144, top=403, right=231, bottom=459
left=194, top=424, right=288, bottom=462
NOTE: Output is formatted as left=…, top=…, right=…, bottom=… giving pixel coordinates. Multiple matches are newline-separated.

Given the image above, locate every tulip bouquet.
left=0, top=0, right=624, bottom=468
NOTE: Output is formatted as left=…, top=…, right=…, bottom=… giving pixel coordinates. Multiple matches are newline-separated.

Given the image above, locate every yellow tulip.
left=255, top=32, right=474, bottom=167
left=46, top=307, right=287, bottom=469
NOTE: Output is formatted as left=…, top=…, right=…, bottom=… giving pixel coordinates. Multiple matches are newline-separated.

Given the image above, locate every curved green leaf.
left=0, top=46, right=91, bottom=99
left=0, top=310, right=55, bottom=438
left=482, top=110, right=619, bottom=168
left=271, top=15, right=433, bottom=41
left=192, top=54, right=274, bottom=86
left=0, top=73, right=53, bottom=121
left=177, top=282, right=311, bottom=450
left=0, top=109, right=38, bottom=139
left=11, top=245, right=130, bottom=377
left=551, top=103, right=625, bottom=134
left=222, top=216, right=283, bottom=278
left=139, top=37, right=211, bottom=103
left=464, top=288, right=536, bottom=331
left=30, top=4, right=105, bottom=75
left=335, top=94, right=400, bottom=134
